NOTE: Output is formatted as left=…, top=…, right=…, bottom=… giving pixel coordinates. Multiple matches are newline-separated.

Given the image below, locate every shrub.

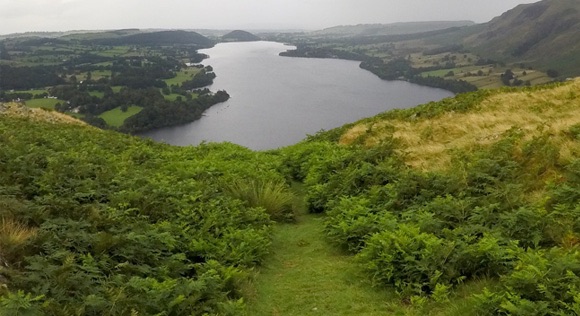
left=324, top=196, right=397, bottom=252
left=357, top=224, right=457, bottom=296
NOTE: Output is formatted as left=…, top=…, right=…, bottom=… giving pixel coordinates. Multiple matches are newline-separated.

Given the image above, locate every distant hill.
left=463, top=0, right=580, bottom=77
left=311, top=21, right=475, bottom=38
left=222, top=30, right=261, bottom=42
left=90, top=30, right=214, bottom=47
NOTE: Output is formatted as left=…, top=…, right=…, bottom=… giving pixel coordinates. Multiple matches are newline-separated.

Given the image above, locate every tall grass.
left=340, top=79, right=580, bottom=171
left=0, top=217, right=37, bottom=265
left=226, top=180, right=295, bottom=222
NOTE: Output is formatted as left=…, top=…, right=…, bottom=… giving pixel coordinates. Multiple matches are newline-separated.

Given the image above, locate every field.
left=163, top=68, right=201, bottom=86
left=162, top=91, right=199, bottom=101
left=420, top=65, right=552, bottom=90
left=13, top=89, right=48, bottom=96
left=111, top=86, right=123, bottom=93
left=98, top=105, right=142, bottom=127
left=88, top=91, right=105, bottom=98
left=25, top=98, right=64, bottom=109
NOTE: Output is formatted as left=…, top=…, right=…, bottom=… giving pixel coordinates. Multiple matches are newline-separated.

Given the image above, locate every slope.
left=310, top=21, right=475, bottom=38
left=281, top=79, right=580, bottom=314
left=463, top=0, right=580, bottom=77
left=0, top=104, right=289, bottom=314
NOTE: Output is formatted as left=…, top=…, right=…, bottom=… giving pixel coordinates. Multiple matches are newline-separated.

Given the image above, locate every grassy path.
left=245, top=211, right=396, bottom=315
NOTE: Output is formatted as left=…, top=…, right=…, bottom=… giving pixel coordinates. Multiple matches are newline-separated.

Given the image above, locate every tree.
left=546, top=69, right=559, bottom=78
left=501, top=69, right=514, bottom=86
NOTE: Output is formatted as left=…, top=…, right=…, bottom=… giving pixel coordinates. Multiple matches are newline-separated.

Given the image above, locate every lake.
left=141, top=41, right=453, bottom=150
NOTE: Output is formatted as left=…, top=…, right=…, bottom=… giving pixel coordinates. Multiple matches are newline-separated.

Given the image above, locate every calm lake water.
left=141, top=41, right=453, bottom=150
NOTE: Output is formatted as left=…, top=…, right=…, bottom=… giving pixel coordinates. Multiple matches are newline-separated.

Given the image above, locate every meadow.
left=98, top=105, right=143, bottom=127
left=24, top=98, right=64, bottom=109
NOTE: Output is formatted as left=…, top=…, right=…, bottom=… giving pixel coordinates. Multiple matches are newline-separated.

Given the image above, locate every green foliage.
left=0, top=291, right=44, bottom=316
left=358, top=224, right=457, bottom=296
left=226, top=180, right=295, bottom=222
left=0, top=117, right=281, bottom=313
left=472, top=248, right=580, bottom=315
left=278, top=100, right=580, bottom=308
left=325, top=196, right=397, bottom=252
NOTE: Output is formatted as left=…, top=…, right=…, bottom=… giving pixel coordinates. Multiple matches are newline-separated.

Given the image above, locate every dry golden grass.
left=0, top=217, right=37, bottom=265
left=0, top=102, right=87, bottom=126
left=341, top=79, right=580, bottom=171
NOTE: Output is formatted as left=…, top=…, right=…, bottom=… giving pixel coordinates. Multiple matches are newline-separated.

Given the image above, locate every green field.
left=96, top=46, right=131, bottom=57
left=81, top=70, right=111, bottom=81
left=88, top=91, right=105, bottom=98
left=161, top=92, right=198, bottom=101
left=98, top=106, right=142, bottom=127
left=12, top=89, right=49, bottom=96
left=25, top=98, right=64, bottom=109
left=163, top=68, right=201, bottom=86
left=111, top=86, right=123, bottom=93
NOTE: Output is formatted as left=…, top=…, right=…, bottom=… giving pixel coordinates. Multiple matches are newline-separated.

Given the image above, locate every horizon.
left=0, top=0, right=539, bottom=36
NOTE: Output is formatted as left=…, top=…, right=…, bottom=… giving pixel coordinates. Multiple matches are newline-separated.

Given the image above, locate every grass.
left=163, top=68, right=201, bottom=86
left=243, top=184, right=505, bottom=315
left=98, top=106, right=142, bottom=127
left=161, top=90, right=199, bottom=101
left=245, top=209, right=396, bottom=315
left=0, top=217, right=37, bottom=264
left=12, top=89, right=48, bottom=96
left=96, top=46, right=131, bottom=57
left=81, top=70, right=111, bottom=81
left=111, top=86, right=123, bottom=93
left=340, top=79, right=580, bottom=171
left=88, top=91, right=105, bottom=98
left=227, top=180, right=295, bottom=221
left=1, top=102, right=87, bottom=126
left=25, top=98, right=63, bottom=110
left=244, top=188, right=497, bottom=315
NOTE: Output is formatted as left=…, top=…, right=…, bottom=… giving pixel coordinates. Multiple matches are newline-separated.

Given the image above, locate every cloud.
left=0, top=0, right=540, bottom=35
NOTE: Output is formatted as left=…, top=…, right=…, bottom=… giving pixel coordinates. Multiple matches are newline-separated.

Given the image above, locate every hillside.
left=222, top=30, right=261, bottom=42
left=90, top=30, right=214, bottom=47
left=310, top=21, right=475, bottom=38
left=2, top=80, right=580, bottom=314
left=463, top=0, right=580, bottom=77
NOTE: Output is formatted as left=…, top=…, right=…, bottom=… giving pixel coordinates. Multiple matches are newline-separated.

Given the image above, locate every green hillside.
left=1, top=79, right=580, bottom=314
left=310, top=21, right=475, bottom=38
left=463, top=0, right=580, bottom=77
left=222, top=30, right=261, bottom=42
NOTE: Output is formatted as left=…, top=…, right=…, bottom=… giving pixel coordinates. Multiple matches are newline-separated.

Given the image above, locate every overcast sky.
left=1, top=0, right=540, bottom=35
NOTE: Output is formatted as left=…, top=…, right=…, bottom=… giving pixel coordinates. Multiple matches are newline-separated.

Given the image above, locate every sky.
left=0, top=0, right=540, bottom=35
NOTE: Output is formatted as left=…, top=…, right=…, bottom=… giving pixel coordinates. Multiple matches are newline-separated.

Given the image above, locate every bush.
left=357, top=224, right=457, bottom=295
left=324, top=196, right=397, bottom=252
left=472, top=248, right=580, bottom=315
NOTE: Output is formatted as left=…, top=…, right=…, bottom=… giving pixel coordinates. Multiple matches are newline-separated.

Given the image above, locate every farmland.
left=0, top=30, right=230, bottom=132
